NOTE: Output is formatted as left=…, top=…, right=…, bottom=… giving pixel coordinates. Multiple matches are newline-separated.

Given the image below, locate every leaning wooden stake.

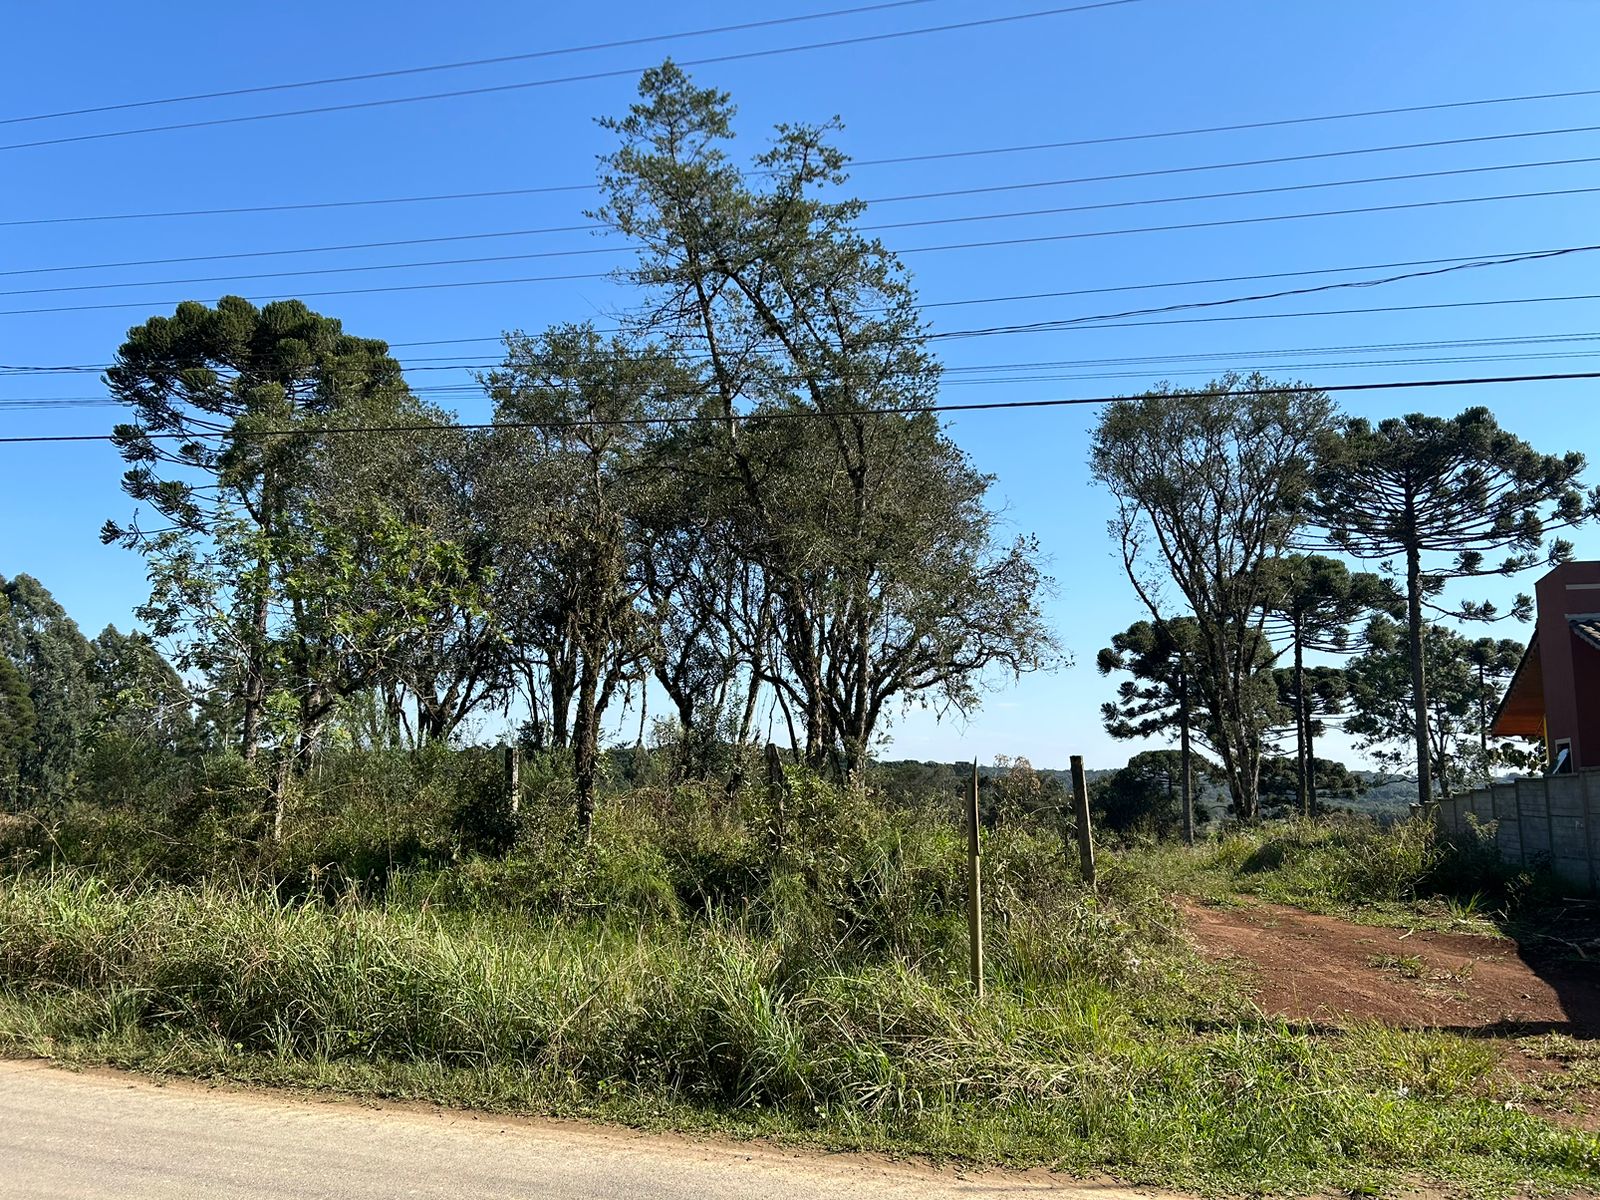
left=966, top=757, right=984, bottom=998
left=1070, top=754, right=1096, bottom=889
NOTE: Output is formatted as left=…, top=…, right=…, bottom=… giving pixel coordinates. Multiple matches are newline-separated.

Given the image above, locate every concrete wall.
left=1431, top=770, right=1600, bottom=893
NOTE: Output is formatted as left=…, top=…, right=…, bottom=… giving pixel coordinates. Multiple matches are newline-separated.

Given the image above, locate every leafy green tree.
left=0, top=574, right=96, bottom=806
left=87, top=626, right=192, bottom=746
left=1097, top=617, right=1204, bottom=842
left=1091, top=375, right=1332, bottom=819
left=1345, top=618, right=1530, bottom=797
left=1257, top=753, right=1365, bottom=814
left=483, top=324, right=690, bottom=835
left=1091, top=750, right=1216, bottom=838
left=0, top=650, right=35, bottom=807
left=1310, top=408, right=1598, bottom=804
left=595, top=62, right=1056, bottom=778
left=104, top=297, right=416, bottom=763
left=1258, top=554, right=1399, bottom=815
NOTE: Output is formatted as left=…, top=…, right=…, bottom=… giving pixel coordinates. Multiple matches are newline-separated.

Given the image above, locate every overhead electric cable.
left=12, top=150, right=1600, bottom=279
left=4, top=372, right=1598, bottom=445
left=9, top=249, right=1595, bottom=375
left=8, top=118, right=1599, bottom=228
left=18, top=347, right=1600, bottom=409
left=0, top=1, right=943, bottom=126
left=15, top=326, right=1600, bottom=381
left=7, top=181, right=1600, bottom=318
left=0, top=2, right=1144, bottom=152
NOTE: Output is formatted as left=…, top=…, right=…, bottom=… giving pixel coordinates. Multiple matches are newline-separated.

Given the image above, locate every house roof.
left=1491, top=631, right=1545, bottom=739
left=1573, top=617, right=1600, bottom=653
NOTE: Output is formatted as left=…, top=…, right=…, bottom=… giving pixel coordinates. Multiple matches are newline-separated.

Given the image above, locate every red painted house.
left=1491, top=561, right=1600, bottom=772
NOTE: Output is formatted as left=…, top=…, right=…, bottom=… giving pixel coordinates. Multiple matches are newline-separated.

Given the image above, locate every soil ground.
left=1181, top=897, right=1600, bottom=1132
left=1180, top=898, right=1600, bottom=1032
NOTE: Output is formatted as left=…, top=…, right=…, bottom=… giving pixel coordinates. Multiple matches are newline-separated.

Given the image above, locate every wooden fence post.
left=765, top=742, right=787, bottom=856
left=1070, top=755, right=1096, bottom=889
left=966, top=758, right=984, bottom=998
left=503, top=744, right=521, bottom=817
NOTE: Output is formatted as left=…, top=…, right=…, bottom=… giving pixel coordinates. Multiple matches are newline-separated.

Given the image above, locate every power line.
left=4, top=372, right=1597, bottom=445
left=9, top=183, right=1600, bottom=319
left=21, top=347, right=1600, bottom=409
left=925, top=291, right=1600, bottom=341
left=0, top=1, right=941, bottom=127
left=0, top=2, right=1144, bottom=153
left=5, top=247, right=1592, bottom=361
left=17, top=327, right=1600, bottom=382
left=380, top=327, right=1600, bottom=357
left=9, top=117, right=1600, bottom=229
left=8, top=248, right=1590, bottom=376
left=13, top=149, right=1600, bottom=281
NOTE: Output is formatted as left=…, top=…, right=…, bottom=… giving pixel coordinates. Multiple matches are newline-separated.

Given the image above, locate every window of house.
left=1551, top=740, right=1573, bottom=775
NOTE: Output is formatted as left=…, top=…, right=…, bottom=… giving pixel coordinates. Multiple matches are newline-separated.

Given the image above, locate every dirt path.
left=1181, top=898, right=1600, bottom=1032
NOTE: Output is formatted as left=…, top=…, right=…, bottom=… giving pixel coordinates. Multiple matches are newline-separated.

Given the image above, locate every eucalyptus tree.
left=1257, top=553, right=1399, bottom=814
left=1091, top=374, right=1335, bottom=819
left=87, top=626, right=192, bottom=747
left=0, top=574, right=96, bottom=806
left=0, top=651, right=34, bottom=807
left=482, top=323, right=695, bottom=835
left=1310, top=407, right=1597, bottom=804
left=633, top=461, right=769, bottom=778
left=594, top=62, right=1056, bottom=777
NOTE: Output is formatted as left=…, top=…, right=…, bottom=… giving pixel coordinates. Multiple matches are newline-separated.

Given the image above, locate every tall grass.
left=2, top=869, right=1595, bottom=1193
left=2, top=777, right=1596, bottom=1192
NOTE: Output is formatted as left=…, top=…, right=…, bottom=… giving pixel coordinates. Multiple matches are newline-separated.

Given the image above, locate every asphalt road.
left=0, top=1059, right=1169, bottom=1199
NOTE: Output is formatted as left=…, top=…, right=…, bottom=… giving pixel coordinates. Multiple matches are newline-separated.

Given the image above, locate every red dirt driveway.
left=1181, top=899, right=1600, bottom=1032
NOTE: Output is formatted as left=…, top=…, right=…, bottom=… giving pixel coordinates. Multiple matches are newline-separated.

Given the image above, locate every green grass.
left=1, top=868, right=1596, bottom=1196
left=3, top=782, right=1597, bottom=1195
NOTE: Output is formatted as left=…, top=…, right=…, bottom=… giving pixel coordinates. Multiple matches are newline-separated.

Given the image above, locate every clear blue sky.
left=4, top=0, right=1600, bottom=770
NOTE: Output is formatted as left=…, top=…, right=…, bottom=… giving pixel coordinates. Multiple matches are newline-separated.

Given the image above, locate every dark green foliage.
left=1091, top=750, right=1215, bottom=838
left=1310, top=407, right=1599, bottom=804
left=1345, top=619, right=1534, bottom=795
left=1090, top=375, right=1334, bottom=819
left=103, top=296, right=443, bottom=765
left=1258, top=554, right=1399, bottom=815
left=0, top=575, right=96, bottom=807
left=0, top=653, right=34, bottom=806
left=1097, top=617, right=1202, bottom=742
left=1257, top=755, right=1364, bottom=815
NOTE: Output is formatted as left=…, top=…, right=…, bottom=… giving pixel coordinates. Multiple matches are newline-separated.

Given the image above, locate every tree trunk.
left=1294, top=634, right=1309, bottom=818
left=240, top=558, right=270, bottom=763
left=1405, top=541, right=1432, bottom=807
left=572, top=645, right=602, bottom=841
left=1178, top=670, right=1194, bottom=846
left=1305, top=702, right=1319, bottom=817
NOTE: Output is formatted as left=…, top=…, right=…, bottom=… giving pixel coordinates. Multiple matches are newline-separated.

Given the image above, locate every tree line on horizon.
left=3, top=62, right=1596, bottom=841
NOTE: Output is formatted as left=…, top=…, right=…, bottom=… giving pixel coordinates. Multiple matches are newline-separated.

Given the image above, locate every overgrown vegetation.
left=2, top=779, right=1597, bottom=1195
left=4, top=56, right=1600, bottom=1200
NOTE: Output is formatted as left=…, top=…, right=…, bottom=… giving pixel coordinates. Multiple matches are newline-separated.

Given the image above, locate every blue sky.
left=4, top=0, right=1600, bottom=770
